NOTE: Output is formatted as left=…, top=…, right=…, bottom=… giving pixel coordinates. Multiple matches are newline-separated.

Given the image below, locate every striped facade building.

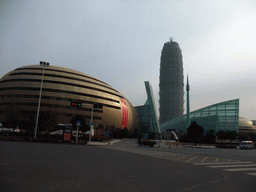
left=0, top=64, right=139, bottom=131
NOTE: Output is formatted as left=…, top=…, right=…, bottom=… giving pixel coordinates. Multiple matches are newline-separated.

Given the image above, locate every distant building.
left=159, top=39, right=184, bottom=125
left=239, top=117, right=256, bottom=140
left=135, top=81, right=160, bottom=134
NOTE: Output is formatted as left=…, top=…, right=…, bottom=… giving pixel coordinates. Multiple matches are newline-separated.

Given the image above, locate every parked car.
left=239, top=141, right=254, bottom=150
left=138, top=139, right=156, bottom=147
left=0, top=128, right=10, bottom=132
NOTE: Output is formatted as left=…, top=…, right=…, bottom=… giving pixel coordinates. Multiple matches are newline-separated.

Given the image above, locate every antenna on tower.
left=186, top=74, right=190, bottom=91
left=169, top=37, right=173, bottom=43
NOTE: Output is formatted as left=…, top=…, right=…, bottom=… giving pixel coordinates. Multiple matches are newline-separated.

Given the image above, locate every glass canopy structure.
left=160, top=99, right=239, bottom=136
left=135, top=81, right=161, bottom=134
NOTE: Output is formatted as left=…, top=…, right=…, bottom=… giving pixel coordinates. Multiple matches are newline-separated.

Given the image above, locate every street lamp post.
left=88, top=104, right=94, bottom=144
left=34, top=61, right=50, bottom=139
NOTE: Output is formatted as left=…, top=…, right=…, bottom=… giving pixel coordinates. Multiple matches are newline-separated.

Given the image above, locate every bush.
left=179, top=134, right=190, bottom=142
left=203, top=129, right=216, bottom=144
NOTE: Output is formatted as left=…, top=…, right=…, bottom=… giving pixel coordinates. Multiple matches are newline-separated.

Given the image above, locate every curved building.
left=239, top=117, right=256, bottom=132
left=0, top=64, right=139, bottom=131
left=159, top=40, right=184, bottom=125
left=239, top=117, right=256, bottom=140
left=160, top=99, right=240, bottom=136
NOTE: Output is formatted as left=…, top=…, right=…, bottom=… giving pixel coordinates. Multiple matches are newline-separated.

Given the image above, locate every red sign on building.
left=120, top=98, right=128, bottom=129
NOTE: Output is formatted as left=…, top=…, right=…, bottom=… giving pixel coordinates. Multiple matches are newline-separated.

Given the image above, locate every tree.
left=95, top=124, right=105, bottom=141
left=251, top=133, right=256, bottom=142
left=104, top=125, right=110, bottom=140
left=203, top=129, right=216, bottom=144
left=38, top=110, right=58, bottom=133
left=225, top=130, right=238, bottom=144
left=187, top=121, right=204, bottom=145
left=109, top=125, right=115, bottom=138
left=149, top=132, right=157, bottom=140
left=179, top=133, right=190, bottom=142
left=122, top=128, right=129, bottom=138
left=113, top=128, right=121, bottom=138
left=132, top=128, right=141, bottom=139
left=6, top=106, right=25, bottom=128
left=216, top=130, right=226, bottom=143
left=238, top=134, right=246, bottom=142
left=109, top=125, right=115, bottom=132
left=105, top=125, right=109, bottom=131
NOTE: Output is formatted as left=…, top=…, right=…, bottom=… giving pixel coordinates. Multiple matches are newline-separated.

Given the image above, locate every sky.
left=1, top=0, right=256, bottom=120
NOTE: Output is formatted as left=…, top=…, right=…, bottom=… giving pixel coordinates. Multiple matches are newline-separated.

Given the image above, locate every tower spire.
left=186, top=74, right=190, bottom=128
left=186, top=74, right=190, bottom=91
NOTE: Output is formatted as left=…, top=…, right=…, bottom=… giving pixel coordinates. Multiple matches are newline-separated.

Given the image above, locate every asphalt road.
left=109, top=139, right=256, bottom=162
left=1, top=140, right=256, bottom=192
left=158, top=147, right=256, bottom=162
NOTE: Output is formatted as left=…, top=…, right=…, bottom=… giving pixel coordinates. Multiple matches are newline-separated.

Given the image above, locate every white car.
left=1, top=128, right=10, bottom=132
left=239, top=141, right=254, bottom=150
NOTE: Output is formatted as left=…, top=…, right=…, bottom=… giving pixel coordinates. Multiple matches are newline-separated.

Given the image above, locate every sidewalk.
left=86, top=139, right=122, bottom=146
left=153, top=140, right=216, bottom=149
left=185, top=145, right=215, bottom=149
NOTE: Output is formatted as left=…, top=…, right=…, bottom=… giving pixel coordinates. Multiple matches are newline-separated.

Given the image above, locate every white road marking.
left=185, top=156, right=198, bottom=163
left=247, top=173, right=256, bottom=176
left=209, top=164, right=256, bottom=168
left=201, top=157, right=208, bottom=162
left=174, top=156, right=187, bottom=161
left=225, top=168, right=256, bottom=171
left=165, top=156, right=177, bottom=159
left=228, top=152, right=256, bottom=156
left=194, top=161, right=253, bottom=165
left=151, top=154, right=160, bottom=157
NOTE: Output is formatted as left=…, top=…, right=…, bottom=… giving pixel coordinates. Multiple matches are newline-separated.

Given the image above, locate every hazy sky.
left=1, top=0, right=256, bottom=120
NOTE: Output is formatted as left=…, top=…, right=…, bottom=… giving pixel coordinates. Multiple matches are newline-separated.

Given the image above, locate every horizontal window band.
left=10, top=72, right=118, bottom=93
left=0, top=87, right=120, bottom=104
left=0, top=110, right=102, bottom=120
left=15, top=67, right=111, bottom=88
left=0, top=102, right=104, bottom=113
left=58, top=114, right=102, bottom=120
left=0, top=79, right=122, bottom=98
left=0, top=92, right=118, bottom=104
left=0, top=96, right=121, bottom=110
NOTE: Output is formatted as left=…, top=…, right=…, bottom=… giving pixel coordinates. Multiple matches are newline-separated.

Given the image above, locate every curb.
left=87, top=139, right=122, bottom=146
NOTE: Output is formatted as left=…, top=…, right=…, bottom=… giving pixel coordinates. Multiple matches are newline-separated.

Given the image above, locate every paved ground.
left=104, top=139, right=256, bottom=177
left=1, top=140, right=256, bottom=191
left=103, top=139, right=240, bottom=164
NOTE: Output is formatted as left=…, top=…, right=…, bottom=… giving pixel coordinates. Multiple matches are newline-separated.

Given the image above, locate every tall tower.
left=159, top=39, right=184, bottom=125
left=186, top=74, right=190, bottom=128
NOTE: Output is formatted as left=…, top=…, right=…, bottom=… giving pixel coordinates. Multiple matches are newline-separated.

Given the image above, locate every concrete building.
left=159, top=39, right=184, bottom=125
